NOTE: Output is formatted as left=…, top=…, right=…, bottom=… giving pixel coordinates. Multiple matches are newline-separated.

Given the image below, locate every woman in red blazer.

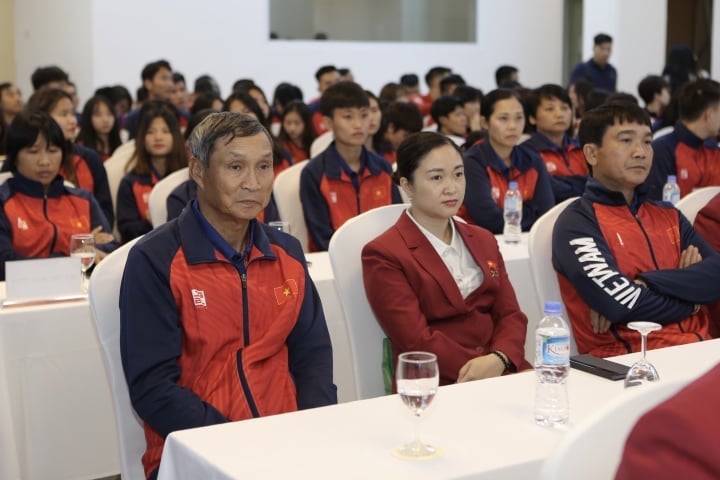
left=362, top=132, right=531, bottom=386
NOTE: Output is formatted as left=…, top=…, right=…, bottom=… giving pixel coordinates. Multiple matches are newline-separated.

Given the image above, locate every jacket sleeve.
left=299, top=162, right=334, bottom=251
left=521, top=159, right=555, bottom=231
left=482, top=236, right=530, bottom=371
left=462, top=149, right=504, bottom=233
left=0, top=205, right=32, bottom=280
left=84, top=149, right=115, bottom=227
left=120, top=243, right=228, bottom=437
left=693, top=194, right=720, bottom=252
left=362, top=239, right=487, bottom=381
left=286, top=266, right=337, bottom=409
left=116, top=176, right=152, bottom=242
left=637, top=212, right=720, bottom=304
left=88, top=194, right=120, bottom=253
left=552, top=200, right=695, bottom=325
left=549, top=174, right=587, bottom=203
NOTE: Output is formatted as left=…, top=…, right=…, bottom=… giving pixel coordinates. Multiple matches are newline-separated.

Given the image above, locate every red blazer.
left=615, top=363, right=720, bottom=480
left=362, top=212, right=531, bottom=385
left=694, top=192, right=720, bottom=336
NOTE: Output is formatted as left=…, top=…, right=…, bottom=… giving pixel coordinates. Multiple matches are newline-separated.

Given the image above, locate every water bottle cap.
left=667, top=175, right=677, bottom=183
left=544, top=301, right=562, bottom=314
left=508, top=181, right=519, bottom=190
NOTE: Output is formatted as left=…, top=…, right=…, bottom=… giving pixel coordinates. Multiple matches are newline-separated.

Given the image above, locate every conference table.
left=157, top=339, right=720, bottom=480
left=0, top=288, right=120, bottom=480
left=307, top=232, right=540, bottom=403
left=0, top=232, right=535, bottom=478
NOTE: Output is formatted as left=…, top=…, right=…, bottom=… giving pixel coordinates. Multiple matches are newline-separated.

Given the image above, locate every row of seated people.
left=117, top=104, right=720, bottom=478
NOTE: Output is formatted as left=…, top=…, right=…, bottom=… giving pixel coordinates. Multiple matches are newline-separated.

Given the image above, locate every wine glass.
left=624, top=321, right=662, bottom=388
left=70, top=233, right=95, bottom=293
left=393, top=351, right=440, bottom=459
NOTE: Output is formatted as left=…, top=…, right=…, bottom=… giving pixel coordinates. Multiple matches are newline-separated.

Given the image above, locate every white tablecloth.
left=0, top=290, right=120, bottom=480
left=157, top=339, right=720, bottom=480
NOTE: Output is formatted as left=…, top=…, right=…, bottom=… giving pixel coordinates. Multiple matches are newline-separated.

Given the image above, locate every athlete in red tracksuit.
left=300, top=143, right=402, bottom=251
left=552, top=102, right=720, bottom=357
left=0, top=173, right=117, bottom=280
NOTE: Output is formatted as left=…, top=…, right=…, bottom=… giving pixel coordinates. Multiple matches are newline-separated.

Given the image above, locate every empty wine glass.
left=70, top=233, right=95, bottom=293
left=393, top=351, right=440, bottom=459
left=624, top=321, right=662, bottom=388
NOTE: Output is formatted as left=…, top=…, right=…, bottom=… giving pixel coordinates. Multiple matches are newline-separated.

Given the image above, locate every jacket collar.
left=9, top=172, right=66, bottom=198
left=323, top=142, right=388, bottom=180
left=583, top=177, right=651, bottom=208
left=178, top=200, right=276, bottom=265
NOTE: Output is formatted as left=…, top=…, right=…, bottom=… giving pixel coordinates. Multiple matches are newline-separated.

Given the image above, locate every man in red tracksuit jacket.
left=120, top=113, right=336, bottom=480
left=552, top=103, right=720, bottom=357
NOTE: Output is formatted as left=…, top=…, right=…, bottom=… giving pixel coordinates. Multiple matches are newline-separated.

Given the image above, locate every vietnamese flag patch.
left=274, top=279, right=299, bottom=305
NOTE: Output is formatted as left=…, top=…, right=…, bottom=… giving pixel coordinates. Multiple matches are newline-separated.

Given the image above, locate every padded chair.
left=88, top=237, right=145, bottom=480
left=528, top=196, right=579, bottom=355
left=675, top=185, right=720, bottom=224
left=328, top=203, right=408, bottom=400
left=652, top=125, right=674, bottom=140
left=539, top=379, right=687, bottom=480
left=273, top=159, right=309, bottom=252
left=309, top=131, right=333, bottom=158
left=148, top=167, right=189, bottom=228
left=104, top=142, right=136, bottom=234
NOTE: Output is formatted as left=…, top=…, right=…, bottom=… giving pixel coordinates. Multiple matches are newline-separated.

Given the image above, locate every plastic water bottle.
left=503, top=181, right=522, bottom=243
left=662, top=175, right=680, bottom=205
left=535, top=301, right=570, bottom=427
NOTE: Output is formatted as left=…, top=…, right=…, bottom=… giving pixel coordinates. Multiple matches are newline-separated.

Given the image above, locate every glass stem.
left=412, top=412, right=422, bottom=452
left=640, top=332, right=647, bottom=361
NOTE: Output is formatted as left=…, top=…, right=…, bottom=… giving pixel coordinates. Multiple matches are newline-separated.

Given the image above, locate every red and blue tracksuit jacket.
left=552, top=178, right=720, bottom=357
left=116, top=170, right=160, bottom=242
left=649, top=121, right=720, bottom=200
left=300, top=143, right=402, bottom=251
left=165, top=179, right=279, bottom=224
left=120, top=201, right=336, bottom=479
left=59, top=143, right=114, bottom=226
left=460, top=139, right=555, bottom=234
left=0, top=173, right=117, bottom=280
left=525, top=132, right=588, bottom=202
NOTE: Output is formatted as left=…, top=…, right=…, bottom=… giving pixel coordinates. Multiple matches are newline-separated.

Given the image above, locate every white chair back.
left=105, top=142, right=136, bottom=233
left=148, top=167, right=190, bottom=228
left=528, top=196, right=579, bottom=356
left=88, top=237, right=145, bottom=480
left=309, top=131, right=333, bottom=158
left=539, top=379, right=687, bottom=480
left=675, top=186, right=720, bottom=224
left=0, top=171, right=12, bottom=185
left=652, top=125, right=674, bottom=140
left=328, top=203, right=408, bottom=400
left=273, top=160, right=309, bottom=252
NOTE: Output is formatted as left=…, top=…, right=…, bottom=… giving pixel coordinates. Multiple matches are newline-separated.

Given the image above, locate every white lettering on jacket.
left=569, top=237, right=641, bottom=309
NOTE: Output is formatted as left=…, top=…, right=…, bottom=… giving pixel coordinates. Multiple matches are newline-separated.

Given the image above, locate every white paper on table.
left=4, top=257, right=85, bottom=306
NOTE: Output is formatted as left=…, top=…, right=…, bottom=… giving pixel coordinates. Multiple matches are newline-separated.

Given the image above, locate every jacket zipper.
left=235, top=265, right=260, bottom=418
left=44, top=194, right=59, bottom=253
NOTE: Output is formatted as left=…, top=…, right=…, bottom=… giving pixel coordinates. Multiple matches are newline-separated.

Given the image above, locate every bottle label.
left=505, top=197, right=518, bottom=211
left=540, top=335, right=569, bottom=365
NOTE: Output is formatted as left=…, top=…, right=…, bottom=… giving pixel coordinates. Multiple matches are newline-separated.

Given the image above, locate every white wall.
left=14, top=0, right=93, bottom=99
left=20, top=0, right=713, bottom=106
left=13, top=0, right=564, bottom=104
left=582, top=0, right=668, bottom=94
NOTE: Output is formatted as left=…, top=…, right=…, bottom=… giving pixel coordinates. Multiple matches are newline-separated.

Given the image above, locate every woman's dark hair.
left=24, top=88, right=77, bottom=184
left=395, top=131, right=462, bottom=184
left=130, top=101, right=187, bottom=176
left=190, top=92, right=222, bottom=115
left=223, top=91, right=266, bottom=127
left=77, top=95, right=121, bottom=155
left=272, top=82, right=303, bottom=113
left=4, top=110, right=70, bottom=173
left=184, top=108, right=216, bottom=141
left=278, top=100, right=315, bottom=152
left=481, top=88, right=522, bottom=120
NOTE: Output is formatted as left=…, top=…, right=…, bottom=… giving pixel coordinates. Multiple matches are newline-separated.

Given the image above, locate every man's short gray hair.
left=188, top=112, right=273, bottom=167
